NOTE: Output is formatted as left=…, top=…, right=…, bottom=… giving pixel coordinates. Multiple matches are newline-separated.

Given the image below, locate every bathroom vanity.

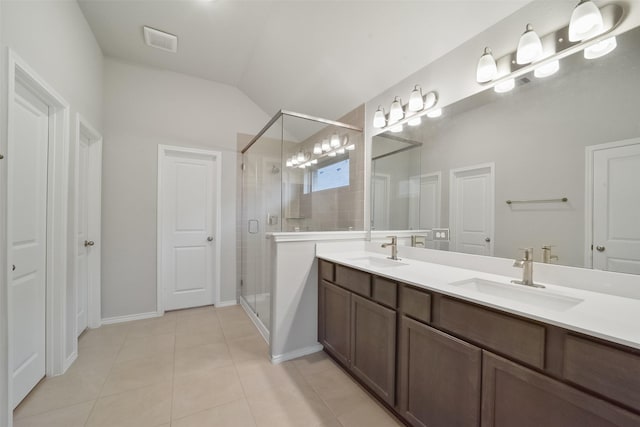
left=316, top=252, right=640, bottom=426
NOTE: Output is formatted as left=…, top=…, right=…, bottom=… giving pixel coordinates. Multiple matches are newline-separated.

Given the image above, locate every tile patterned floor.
left=13, top=305, right=403, bottom=427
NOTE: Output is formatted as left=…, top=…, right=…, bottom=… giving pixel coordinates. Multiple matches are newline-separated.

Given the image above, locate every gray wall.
left=1, top=0, right=103, bottom=371
left=102, top=58, right=270, bottom=318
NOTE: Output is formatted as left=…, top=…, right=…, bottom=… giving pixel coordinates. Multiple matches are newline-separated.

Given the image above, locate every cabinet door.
left=482, top=351, right=640, bottom=427
left=350, top=294, right=396, bottom=405
left=398, top=316, right=481, bottom=427
left=320, top=280, right=351, bottom=366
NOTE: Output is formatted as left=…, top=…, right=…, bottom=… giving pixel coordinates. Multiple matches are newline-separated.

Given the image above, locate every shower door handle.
left=248, top=220, right=259, bottom=234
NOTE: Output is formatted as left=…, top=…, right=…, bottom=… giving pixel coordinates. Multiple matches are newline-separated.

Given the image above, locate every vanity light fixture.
left=517, top=24, right=543, bottom=64
left=389, top=124, right=403, bottom=133
left=426, top=108, right=442, bottom=119
left=346, top=144, right=356, bottom=151
left=337, top=147, right=346, bottom=154
left=311, top=159, right=318, bottom=164
left=476, top=47, right=498, bottom=83
left=296, top=151, right=306, bottom=163
left=534, top=60, right=560, bottom=78
left=494, top=78, right=515, bottom=93
left=291, top=156, right=299, bottom=166
left=285, top=159, right=293, bottom=167
left=408, top=116, right=422, bottom=127
left=313, top=143, right=322, bottom=155
left=584, top=36, right=617, bottom=59
left=321, top=139, right=330, bottom=152
left=373, top=106, right=386, bottom=128
left=569, top=0, right=604, bottom=42
left=389, top=96, right=404, bottom=123
left=408, top=85, right=424, bottom=112
left=330, top=133, right=340, bottom=148
left=328, top=151, right=337, bottom=157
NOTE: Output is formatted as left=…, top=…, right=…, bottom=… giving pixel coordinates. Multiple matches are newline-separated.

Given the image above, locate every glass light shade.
left=584, top=36, right=617, bottom=59
left=476, top=47, right=498, bottom=83
left=299, top=164, right=306, bottom=168
left=389, top=124, right=403, bottom=133
left=328, top=151, right=337, bottom=157
left=330, top=133, right=340, bottom=148
left=285, top=159, right=292, bottom=167
left=313, top=143, right=322, bottom=155
left=372, top=106, right=386, bottom=128
left=337, top=147, right=345, bottom=154
left=517, top=24, right=543, bottom=64
left=408, top=86, right=424, bottom=112
left=408, top=116, right=422, bottom=127
left=321, top=139, right=330, bottom=152
left=494, top=78, right=515, bottom=93
left=534, top=60, right=560, bottom=78
left=389, top=96, right=404, bottom=123
left=311, top=159, right=318, bottom=164
left=296, top=151, right=305, bottom=162
left=424, top=92, right=437, bottom=109
left=291, top=157, right=298, bottom=166
left=426, top=108, right=442, bottom=118
left=569, top=0, right=604, bottom=42
left=346, top=144, right=356, bottom=151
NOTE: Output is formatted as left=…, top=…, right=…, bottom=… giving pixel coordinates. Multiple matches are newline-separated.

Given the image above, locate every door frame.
left=371, top=173, right=391, bottom=230
left=73, top=114, right=102, bottom=338
left=6, top=49, right=70, bottom=403
left=584, top=137, right=640, bottom=268
left=156, top=144, right=222, bottom=314
left=449, top=163, right=495, bottom=255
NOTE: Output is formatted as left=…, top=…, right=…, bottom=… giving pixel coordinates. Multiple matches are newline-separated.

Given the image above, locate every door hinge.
left=591, top=244, right=594, bottom=251
left=240, top=279, right=243, bottom=287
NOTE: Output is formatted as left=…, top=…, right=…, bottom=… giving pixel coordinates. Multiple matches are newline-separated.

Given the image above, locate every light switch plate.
left=432, top=228, right=450, bottom=241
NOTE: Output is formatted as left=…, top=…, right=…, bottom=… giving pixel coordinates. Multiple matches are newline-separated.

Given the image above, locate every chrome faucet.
left=541, top=245, right=559, bottom=264
left=511, top=248, right=545, bottom=288
left=381, top=236, right=399, bottom=260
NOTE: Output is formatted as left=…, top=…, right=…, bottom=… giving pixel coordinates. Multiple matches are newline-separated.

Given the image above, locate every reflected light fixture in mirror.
left=390, top=124, right=403, bottom=133
left=534, top=60, right=560, bottom=78
left=408, top=85, right=424, bottom=111
left=494, top=78, right=515, bottom=93
left=476, top=47, right=498, bottom=83
left=330, top=133, right=340, bottom=148
left=373, top=106, right=386, bottom=128
left=584, top=36, right=617, bottom=59
left=408, top=115, right=422, bottom=126
left=517, top=24, right=543, bottom=64
left=321, top=139, right=330, bottom=152
left=389, top=96, right=404, bottom=123
left=426, top=108, right=442, bottom=118
left=313, top=143, right=322, bottom=154
left=569, top=0, right=604, bottom=42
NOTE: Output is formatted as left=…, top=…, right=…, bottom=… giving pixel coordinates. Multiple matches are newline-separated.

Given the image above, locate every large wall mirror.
left=371, top=25, right=640, bottom=274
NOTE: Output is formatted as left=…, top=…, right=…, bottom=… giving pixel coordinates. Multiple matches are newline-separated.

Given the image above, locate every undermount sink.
left=449, top=278, right=583, bottom=311
left=347, top=256, right=409, bottom=268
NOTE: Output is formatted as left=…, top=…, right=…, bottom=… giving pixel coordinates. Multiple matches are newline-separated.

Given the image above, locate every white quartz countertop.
left=316, top=250, right=640, bottom=351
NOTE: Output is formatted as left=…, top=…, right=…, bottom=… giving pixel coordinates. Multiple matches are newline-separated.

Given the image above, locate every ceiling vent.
left=143, top=26, right=178, bottom=53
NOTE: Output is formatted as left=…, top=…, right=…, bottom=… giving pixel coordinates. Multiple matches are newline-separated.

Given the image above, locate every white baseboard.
left=101, top=311, right=161, bottom=325
left=62, top=351, right=78, bottom=374
left=271, top=343, right=324, bottom=365
left=239, top=297, right=270, bottom=344
left=215, top=299, right=238, bottom=308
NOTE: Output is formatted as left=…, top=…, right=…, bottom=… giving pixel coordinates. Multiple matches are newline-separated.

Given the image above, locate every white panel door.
left=162, top=151, right=217, bottom=310
left=76, top=135, right=90, bottom=336
left=593, top=142, right=640, bottom=274
left=450, top=164, right=494, bottom=256
left=10, top=87, right=49, bottom=407
left=419, top=173, right=441, bottom=249
left=372, top=174, right=390, bottom=230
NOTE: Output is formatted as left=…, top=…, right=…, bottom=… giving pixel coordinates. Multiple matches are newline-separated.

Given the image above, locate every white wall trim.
left=6, top=48, right=70, bottom=405
left=271, top=343, right=323, bottom=365
left=268, top=231, right=368, bottom=243
left=73, top=114, right=103, bottom=335
left=215, top=300, right=238, bottom=308
left=156, top=144, right=223, bottom=314
left=239, top=296, right=269, bottom=344
left=584, top=137, right=640, bottom=269
left=101, top=311, right=162, bottom=325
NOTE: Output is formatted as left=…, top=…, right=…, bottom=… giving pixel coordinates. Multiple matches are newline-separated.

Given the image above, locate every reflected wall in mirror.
left=371, top=25, right=640, bottom=274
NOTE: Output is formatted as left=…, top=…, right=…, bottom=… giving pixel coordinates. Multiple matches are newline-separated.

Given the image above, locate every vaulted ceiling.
left=79, top=0, right=532, bottom=121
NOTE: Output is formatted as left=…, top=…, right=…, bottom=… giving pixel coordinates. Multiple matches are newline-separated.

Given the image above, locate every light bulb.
left=291, top=157, right=298, bottom=166
left=346, top=144, right=356, bottom=151
left=286, top=159, right=292, bottom=167
left=517, top=24, right=543, bottom=64
left=408, top=85, right=424, bottom=112
left=494, top=79, right=515, bottom=93
left=408, top=116, right=422, bottom=127
left=337, top=147, right=345, bottom=154
left=313, top=143, right=322, bottom=155
left=426, top=108, right=442, bottom=118
left=390, top=124, right=403, bottom=133
left=372, top=106, right=386, bottom=128
left=584, top=36, right=617, bottom=59
left=311, top=159, right=318, bottom=164
left=476, top=47, right=498, bottom=83
left=389, top=96, right=404, bottom=123
left=534, top=60, right=560, bottom=78
left=299, top=164, right=306, bottom=169
left=330, top=133, right=340, bottom=148
left=328, top=151, right=337, bottom=157
left=569, top=0, right=604, bottom=42
left=321, top=139, right=330, bottom=152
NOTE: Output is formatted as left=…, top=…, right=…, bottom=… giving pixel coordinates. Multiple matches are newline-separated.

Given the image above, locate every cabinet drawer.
left=372, top=276, right=397, bottom=308
left=399, top=285, right=431, bottom=324
left=319, top=259, right=335, bottom=282
left=335, top=265, right=371, bottom=297
left=563, top=334, right=640, bottom=411
left=440, top=298, right=545, bottom=369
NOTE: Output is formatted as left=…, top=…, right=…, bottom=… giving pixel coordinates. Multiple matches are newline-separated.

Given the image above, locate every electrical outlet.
left=432, top=228, right=450, bottom=241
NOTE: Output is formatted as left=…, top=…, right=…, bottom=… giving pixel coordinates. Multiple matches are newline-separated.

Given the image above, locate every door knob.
left=207, top=236, right=214, bottom=242
left=12, top=264, right=16, bottom=271
left=485, top=237, right=491, bottom=243
left=84, top=240, right=95, bottom=247
left=596, top=245, right=605, bottom=252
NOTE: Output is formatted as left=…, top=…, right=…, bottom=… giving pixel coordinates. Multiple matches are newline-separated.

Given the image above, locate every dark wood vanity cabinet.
left=398, top=316, right=481, bottom=427
left=317, top=260, right=640, bottom=426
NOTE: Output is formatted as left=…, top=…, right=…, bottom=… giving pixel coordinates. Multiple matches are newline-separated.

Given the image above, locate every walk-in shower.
left=240, top=110, right=364, bottom=337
